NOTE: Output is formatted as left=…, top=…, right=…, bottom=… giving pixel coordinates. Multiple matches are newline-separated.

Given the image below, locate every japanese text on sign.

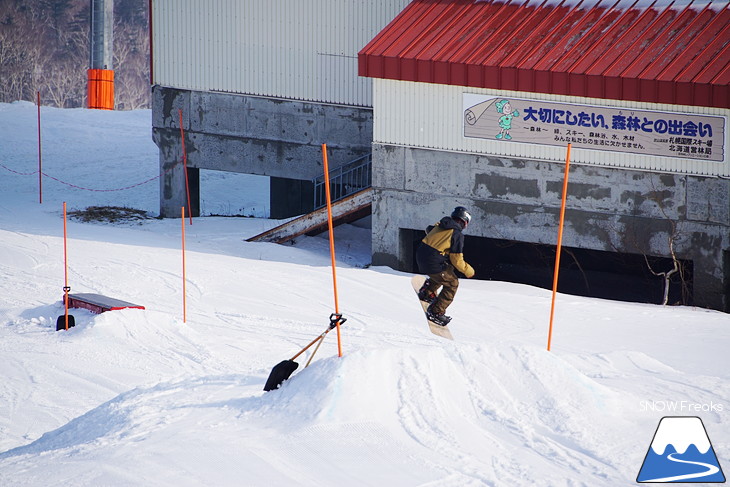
left=463, top=94, right=726, bottom=162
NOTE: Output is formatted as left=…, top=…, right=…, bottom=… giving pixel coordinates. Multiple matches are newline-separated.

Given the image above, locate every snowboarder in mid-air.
left=416, top=206, right=475, bottom=326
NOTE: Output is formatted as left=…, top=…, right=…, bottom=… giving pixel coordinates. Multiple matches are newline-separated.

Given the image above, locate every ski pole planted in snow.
left=181, top=206, right=187, bottom=323
left=36, top=91, right=42, bottom=204
left=547, top=143, right=571, bottom=351
left=56, top=202, right=75, bottom=331
left=321, top=143, right=344, bottom=357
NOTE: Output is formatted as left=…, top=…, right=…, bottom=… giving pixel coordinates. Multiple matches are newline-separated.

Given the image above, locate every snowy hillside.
left=0, top=102, right=728, bottom=486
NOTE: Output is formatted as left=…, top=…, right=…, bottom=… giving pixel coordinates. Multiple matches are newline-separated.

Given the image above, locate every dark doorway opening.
left=408, top=231, right=693, bottom=306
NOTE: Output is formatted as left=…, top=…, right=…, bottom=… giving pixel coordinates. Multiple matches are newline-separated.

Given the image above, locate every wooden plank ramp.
left=247, top=188, right=372, bottom=244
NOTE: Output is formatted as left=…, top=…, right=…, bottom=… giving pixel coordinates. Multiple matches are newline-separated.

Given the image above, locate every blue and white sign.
left=464, top=94, right=727, bottom=163
left=637, top=416, right=726, bottom=483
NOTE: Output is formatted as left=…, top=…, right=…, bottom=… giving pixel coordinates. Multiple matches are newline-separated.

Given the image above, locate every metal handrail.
left=312, top=153, right=372, bottom=210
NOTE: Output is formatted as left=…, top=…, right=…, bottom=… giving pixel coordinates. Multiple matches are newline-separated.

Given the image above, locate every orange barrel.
left=87, top=69, right=114, bottom=110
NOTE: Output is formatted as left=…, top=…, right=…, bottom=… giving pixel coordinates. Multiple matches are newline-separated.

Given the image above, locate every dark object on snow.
left=264, top=359, right=300, bottom=391
left=56, top=314, right=75, bottom=331
left=263, top=313, right=346, bottom=391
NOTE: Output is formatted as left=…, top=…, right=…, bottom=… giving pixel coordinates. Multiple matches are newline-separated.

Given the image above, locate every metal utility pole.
left=88, top=0, right=114, bottom=109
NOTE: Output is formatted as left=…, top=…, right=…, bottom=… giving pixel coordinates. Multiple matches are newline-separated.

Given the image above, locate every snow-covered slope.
left=0, top=102, right=728, bottom=486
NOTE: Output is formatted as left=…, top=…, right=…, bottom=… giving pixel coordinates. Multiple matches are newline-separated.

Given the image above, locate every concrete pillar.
left=160, top=158, right=199, bottom=218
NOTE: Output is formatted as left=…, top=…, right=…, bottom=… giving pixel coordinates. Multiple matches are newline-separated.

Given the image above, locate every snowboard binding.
left=426, top=304, right=451, bottom=327
left=417, top=279, right=437, bottom=304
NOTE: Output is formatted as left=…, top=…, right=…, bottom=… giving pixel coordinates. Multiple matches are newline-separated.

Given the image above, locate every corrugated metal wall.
left=374, top=79, right=730, bottom=177
left=151, top=0, right=409, bottom=107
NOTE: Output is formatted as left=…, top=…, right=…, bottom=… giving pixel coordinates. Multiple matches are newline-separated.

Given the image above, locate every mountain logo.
left=637, top=416, right=726, bottom=483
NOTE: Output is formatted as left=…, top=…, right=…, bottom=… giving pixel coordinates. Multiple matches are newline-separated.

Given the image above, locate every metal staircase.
left=247, top=154, right=372, bottom=244
left=312, top=153, right=371, bottom=210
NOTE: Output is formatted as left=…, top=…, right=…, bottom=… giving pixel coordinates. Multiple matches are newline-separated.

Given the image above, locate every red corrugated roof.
left=358, top=0, right=730, bottom=109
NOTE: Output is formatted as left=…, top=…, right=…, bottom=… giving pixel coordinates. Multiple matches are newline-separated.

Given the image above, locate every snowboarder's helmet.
left=451, top=206, right=471, bottom=227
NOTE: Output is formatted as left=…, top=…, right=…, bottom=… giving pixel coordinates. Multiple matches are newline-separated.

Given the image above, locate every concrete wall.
left=372, top=144, right=730, bottom=312
left=151, top=86, right=373, bottom=217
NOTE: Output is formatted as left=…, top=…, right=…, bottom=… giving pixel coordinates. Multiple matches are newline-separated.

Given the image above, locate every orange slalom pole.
left=63, top=202, right=70, bottom=330
left=547, top=143, right=572, bottom=351
left=37, top=92, right=42, bottom=204
left=181, top=206, right=187, bottom=323
left=322, top=144, right=342, bottom=357
left=179, top=109, right=193, bottom=225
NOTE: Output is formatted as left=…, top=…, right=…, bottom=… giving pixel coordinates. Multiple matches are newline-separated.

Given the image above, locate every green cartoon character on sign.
left=495, top=99, right=519, bottom=140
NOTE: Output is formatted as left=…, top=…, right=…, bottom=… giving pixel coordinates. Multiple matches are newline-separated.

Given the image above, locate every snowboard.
left=410, top=275, right=454, bottom=341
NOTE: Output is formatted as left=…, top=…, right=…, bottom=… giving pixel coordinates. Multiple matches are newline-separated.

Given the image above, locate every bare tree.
left=643, top=221, right=682, bottom=305
left=645, top=176, right=691, bottom=305
left=0, top=0, right=150, bottom=109
left=0, top=3, right=36, bottom=103
left=113, top=20, right=150, bottom=109
left=40, top=26, right=86, bottom=107
left=603, top=174, right=691, bottom=306
left=0, top=29, right=25, bottom=101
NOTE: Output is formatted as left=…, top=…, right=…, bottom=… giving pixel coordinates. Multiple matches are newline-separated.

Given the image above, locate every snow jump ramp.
left=247, top=188, right=372, bottom=244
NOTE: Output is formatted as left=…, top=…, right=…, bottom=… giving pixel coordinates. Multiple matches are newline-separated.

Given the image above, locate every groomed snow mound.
left=0, top=308, right=635, bottom=486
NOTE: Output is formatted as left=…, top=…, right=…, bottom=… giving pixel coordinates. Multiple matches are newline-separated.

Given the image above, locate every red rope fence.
left=0, top=159, right=183, bottom=193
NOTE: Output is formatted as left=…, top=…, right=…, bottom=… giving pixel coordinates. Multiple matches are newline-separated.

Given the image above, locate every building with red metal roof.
left=360, top=0, right=729, bottom=109
left=359, top=0, right=729, bottom=311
